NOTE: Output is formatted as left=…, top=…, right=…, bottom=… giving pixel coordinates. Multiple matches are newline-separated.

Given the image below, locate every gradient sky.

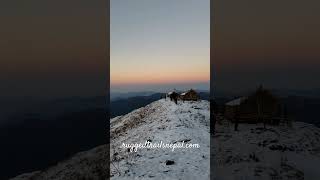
left=111, top=0, right=210, bottom=92
left=0, top=0, right=107, bottom=98
left=213, top=0, right=320, bottom=92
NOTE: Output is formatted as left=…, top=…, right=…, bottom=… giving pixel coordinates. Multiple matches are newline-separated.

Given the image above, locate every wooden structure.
left=224, top=86, right=282, bottom=125
left=180, top=89, right=199, bottom=101
left=224, top=97, right=247, bottom=121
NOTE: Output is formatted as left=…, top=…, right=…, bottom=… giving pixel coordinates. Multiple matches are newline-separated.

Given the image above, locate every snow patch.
left=110, top=99, right=210, bottom=179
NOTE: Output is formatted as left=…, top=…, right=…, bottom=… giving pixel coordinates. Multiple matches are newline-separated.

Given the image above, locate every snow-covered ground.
left=212, top=120, right=320, bottom=180
left=10, top=99, right=210, bottom=180
left=10, top=145, right=108, bottom=180
left=110, top=99, right=210, bottom=180
left=10, top=99, right=320, bottom=180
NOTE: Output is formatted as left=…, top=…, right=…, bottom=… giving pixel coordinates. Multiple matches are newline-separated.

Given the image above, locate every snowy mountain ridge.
left=10, top=99, right=320, bottom=180
left=110, top=99, right=210, bottom=180
left=11, top=99, right=210, bottom=180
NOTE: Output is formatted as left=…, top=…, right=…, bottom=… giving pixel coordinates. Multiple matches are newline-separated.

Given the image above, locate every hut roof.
left=225, top=97, right=247, bottom=106
left=181, top=89, right=198, bottom=96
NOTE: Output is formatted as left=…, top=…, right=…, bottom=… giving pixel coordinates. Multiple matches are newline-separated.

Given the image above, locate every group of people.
left=165, top=92, right=179, bottom=104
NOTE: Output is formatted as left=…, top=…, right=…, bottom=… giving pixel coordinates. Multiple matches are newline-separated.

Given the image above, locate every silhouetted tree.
left=234, top=106, right=239, bottom=131
left=251, top=85, right=278, bottom=129
left=211, top=100, right=218, bottom=134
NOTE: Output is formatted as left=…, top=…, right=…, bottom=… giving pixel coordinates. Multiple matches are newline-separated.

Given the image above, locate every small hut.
left=224, top=97, right=247, bottom=120
left=224, top=86, right=281, bottom=124
left=180, top=89, right=199, bottom=101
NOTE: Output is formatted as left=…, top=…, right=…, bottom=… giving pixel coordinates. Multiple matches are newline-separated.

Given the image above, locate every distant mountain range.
left=110, top=91, right=210, bottom=118
left=0, top=96, right=107, bottom=179
left=111, top=91, right=157, bottom=101
left=111, top=90, right=210, bottom=101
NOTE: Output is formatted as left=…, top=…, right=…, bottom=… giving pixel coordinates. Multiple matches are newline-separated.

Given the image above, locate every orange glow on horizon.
left=111, top=71, right=209, bottom=85
left=111, top=55, right=210, bottom=86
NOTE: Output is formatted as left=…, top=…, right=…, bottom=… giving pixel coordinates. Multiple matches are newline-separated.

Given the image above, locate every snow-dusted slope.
left=212, top=120, right=320, bottom=180
left=110, top=99, right=210, bottom=179
left=10, top=99, right=210, bottom=180
left=11, top=98, right=320, bottom=180
left=10, top=145, right=108, bottom=180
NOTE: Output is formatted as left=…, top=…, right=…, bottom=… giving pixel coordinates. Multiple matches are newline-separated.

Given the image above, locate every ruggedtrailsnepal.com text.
left=120, top=141, right=200, bottom=152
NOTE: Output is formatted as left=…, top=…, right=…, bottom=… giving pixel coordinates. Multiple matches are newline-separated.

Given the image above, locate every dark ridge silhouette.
left=110, top=93, right=164, bottom=118
left=0, top=97, right=107, bottom=180
left=110, top=92, right=210, bottom=118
